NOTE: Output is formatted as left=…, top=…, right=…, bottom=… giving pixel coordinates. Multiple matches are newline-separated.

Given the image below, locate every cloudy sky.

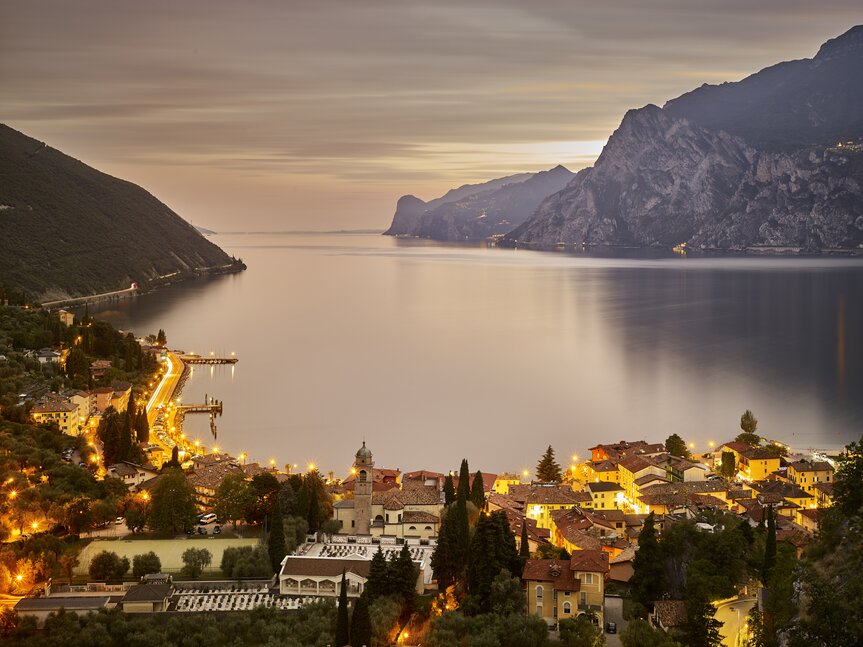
left=1, top=1, right=860, bottom=230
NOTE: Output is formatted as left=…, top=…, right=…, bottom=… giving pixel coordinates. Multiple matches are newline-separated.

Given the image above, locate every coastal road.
left=715, top=597, right=756, bottom=646
left=145, top=350, right=188, bottom=458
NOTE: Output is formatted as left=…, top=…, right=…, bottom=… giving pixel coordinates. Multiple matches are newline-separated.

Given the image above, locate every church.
left=333, top=442, right=443, bottom=539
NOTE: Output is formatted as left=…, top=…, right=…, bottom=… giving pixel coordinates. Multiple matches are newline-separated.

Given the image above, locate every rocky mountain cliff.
left=507, top=26, right=863, bottom=252
left=384, top=167, right=572, bottom=240
left=0, top=124, right=244, bottom=300
left=384, top=171, right=533, bottom=236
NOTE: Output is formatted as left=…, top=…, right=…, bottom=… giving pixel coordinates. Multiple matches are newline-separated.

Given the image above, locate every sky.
left=1, top=1, right=860, bottom=231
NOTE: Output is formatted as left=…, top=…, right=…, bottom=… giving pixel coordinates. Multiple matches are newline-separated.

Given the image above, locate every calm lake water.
left=90, top=233, right=863, bottom=476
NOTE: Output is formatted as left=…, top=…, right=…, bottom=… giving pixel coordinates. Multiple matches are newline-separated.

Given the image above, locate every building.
left=717, top=442, right=781, bottom=482
left=90, top=359, right=112, bottom=380
left=814, top=482, right=834, bottom=508
left=30, top=400, right=81, bottom=435
left=589, top=441, right=665, bottom=462
left=106, top=462, right=161, bottom=489
left=508, top=484, right=591, bottom=531
left=493, top=473, right=521, bottom=494
left=36, top=348, right=61, bottom=364
left=579, top=460, right=620, bottom=484
left=279, top=556, right=371, bottom=598
left=523, top=550, right=609, bottom=626
left=333, top=443, right=443, bottom=538
left=584, top=482, right=624, bottom=510
left=65, top=389, right=92, bottom=423
left=57, top=309, right=75, bottom=326
left=120, top=580, right=174, bottom=613
left=786, top=459, right=834, bottom=496
left=187, top=461, right=244, bottom=509
left=14, top=597, right=112, bottom=626
left=618, top=455, right=667, bottom=509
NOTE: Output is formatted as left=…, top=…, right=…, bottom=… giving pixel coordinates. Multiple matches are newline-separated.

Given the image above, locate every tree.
left=833, top=435, right=863, bottom=518
left=391, top=544, right=419, bottom=617
left=457, top=459, right=471, bottom=501
left=621, top=620, right=681, bottom=647
left=214, top=473, right=255, bottom=528
left=156, top=329, right=167, bottom=346
left=59, top=554, right=79, bottom=585
left=520, top=522, right=530, bottom=559
left=536, top=445, right=562, bottom=482
left=181, top=547, right=212, bottom=579
left=351, top=592, right=372, bottom=647
left=490, top=569, right=525, bottom=616
left=762, top=505, right=776, bottom=584
left=720, top=451, right=737, bottom=479
left=132, top=552, right=162, bottom=578
left=336, top=570, right=350, bottom=647
left=267, top=505, right=287, bottom=573
left=431, top=498, right=469, bottom=591
left=148, top=468, right=198, bottom=534
left=468, top=511, right=521, bottom=612
left=134, top=402, right=150, bottom=443
left=125, top=500, right=148, bottom=533
left=680, top=595, right=722, bottom=647
left=470, top=471, right=486, bottom=510
left=88, top=551, right=130, bottom=582
left=735, top=410, right=761, bottom=446
left=630, top=512, right=664, bottom=608
left=366, top=546, right=390, bottom=600
left=443, top=473, right=456, bottom=506
left=665, top=434, right=689, bottom=459
left=559, top=614, right=606, bottom=647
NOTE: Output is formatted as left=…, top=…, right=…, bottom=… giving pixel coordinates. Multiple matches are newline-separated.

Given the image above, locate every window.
left=351, top=520, right=355, bottom=528
left=424, top=526, right=432, bottom=531
left=582, top=573, right=594, bottom=584
left=358, top=470, right=367, bottom=483
left=408, top=526, right=416, bottom=530
left=563, top=591, right=570, bottom=597
left=563, top=602, right=571, bottom=614
left=535, top=585, right=543, bottom=599
left=536, top=605, right=543, bottom=616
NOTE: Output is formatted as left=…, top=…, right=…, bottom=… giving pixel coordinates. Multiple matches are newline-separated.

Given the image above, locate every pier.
left=181, top=354, right=238, bottom=365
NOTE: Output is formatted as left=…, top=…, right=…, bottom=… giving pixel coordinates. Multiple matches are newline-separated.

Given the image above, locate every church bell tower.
left=354, top=442, right=374, bottom=535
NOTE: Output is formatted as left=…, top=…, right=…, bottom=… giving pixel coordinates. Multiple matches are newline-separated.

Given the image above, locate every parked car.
left=606, top=622, right=617, bottom=634
left=199, top=513, right=217, bottom=524
left=197, top=526, right=207, bottom=535
left=213, top=525, right=221, bottom=535
left=115, top=517, right=125, bottom=525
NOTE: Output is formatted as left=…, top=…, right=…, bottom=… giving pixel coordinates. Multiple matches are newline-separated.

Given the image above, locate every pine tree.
left=536, top=445, right=563, bottom=482
left=393, top=543, right=418, bottom=617
left=267, top=506, right=287, bottom=573
left=135, top=402, right=150, bottom=443
left=336, top=570, right=350, bottom=646
left=468, top=510, right=523, bottom=612
left=156, top=329, right=167, bottom=346
left=470, top=471, right=486, bottom=510
left=520, top=521, right=530, bottom=559
left=350, top=592, right=372, bottom=647
left=457, top=459, right=471, bottom=501
left=443, top=474, right=456, bottom=506
left=630, top=511, right=665, bottom=608
left=366, top=546, right=389, bottom=600
left=736, top=410, right=761, bottom=446
left=762, top=505, right=776, bottom=584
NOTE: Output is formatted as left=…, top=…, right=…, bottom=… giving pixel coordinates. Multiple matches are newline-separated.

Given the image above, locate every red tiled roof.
left=522, top=559, right=582, bottom=592
left=570, top=549, right=609, bottom=574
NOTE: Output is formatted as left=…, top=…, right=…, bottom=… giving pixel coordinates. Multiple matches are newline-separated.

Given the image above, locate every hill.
left=0, top=124, right=244, bottom=301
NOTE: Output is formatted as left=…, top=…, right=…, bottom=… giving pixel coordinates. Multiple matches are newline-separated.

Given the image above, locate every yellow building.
left=493, top=474, right=521, bottom=495
left=31, top=401, right=81, bottom=436
left=787, top=459, right=834, bottom=496
left=717, top=442, right=781, bottom=482
left=584, top=482, right=624, bottom=510
left=523, top=550, right=609, bottom=626
left=509, top=484, right=591, bottom=531
left=579, top=460, right=620, bottom=484
left=618, top=455, right=667, bottom=510
left=814, top=482, right=833, bottom=508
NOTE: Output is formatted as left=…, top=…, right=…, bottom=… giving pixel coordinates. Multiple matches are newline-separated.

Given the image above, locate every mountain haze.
left=0, top=124, right=243, bottom=301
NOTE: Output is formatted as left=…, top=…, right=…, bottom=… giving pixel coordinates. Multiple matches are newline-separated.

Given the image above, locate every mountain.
left=0, top=124, right=244, bottom=300
left=508, top=26, right=863, bottom=252
left=383, top=167, right=572, bottom=240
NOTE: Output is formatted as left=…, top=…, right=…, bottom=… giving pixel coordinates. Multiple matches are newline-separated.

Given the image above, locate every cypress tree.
left=135, top=404, right=150, bottom=443
left=350, top=592, right=372, bottom=647
left=443, top=473, right=456, bottom=506
left=520, top=521, right=530, bottom=559
left=307, top=490, right=320, bottom=531
left=394, top=543, right=418, bottom=617
left=267, top=506, right=287, bottom=573
left=630, top=511, right=664, bottom=608
left=470, top=471, right=486, bottom=510
left=366, top=546, right=389, bottom=600
left=762, top=505, right=776, bottom=584
left=457, top=459, right=471, bottom=502
left=335, top=570, right=350, bottom=647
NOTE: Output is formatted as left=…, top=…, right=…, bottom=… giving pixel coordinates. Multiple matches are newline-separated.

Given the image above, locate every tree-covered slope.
left=0, top=123, right=242, bottom=300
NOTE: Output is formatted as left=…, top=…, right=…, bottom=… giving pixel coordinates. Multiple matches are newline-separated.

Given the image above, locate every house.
left=14, top=597, right=112, bottom=626
left=749, top=480, right=815, bottom=516
left=110, top=382, right=132, bottom=413
left=717, top=442, right=781, bottom=482
left=57, top=309, right=75, bottom=326
left=277, top=555, right=424, bottom=599
left=813, top=482, right=833, bottom=508
left=402, top=470, right=446, bottom=489
left=493, top=473, right=522, bottom=494
left=91, top=386, right=116, bottom=413
left=796, top=508, right=821, bottom=533
left=652, top=600, right=688, bottom=633
left=609, top=545, right=635, bottom=583
left=584, top=482, right=624, bottom=510
left=579, top=460, right=620, bottom=484
left=30, top=400, right=81, bottom=435
left=64, top=389, right=92, bottom=423
left=106, top=461, right=161, bottom=489
left=120, top=582, right=174, bottom=613
left=523, top=550, right=609, bottom=627
left=786, top=459, right=834, bottom=496
left=90, top=359, right=112, bottom=380
left=508, top=484, right=591, bottom=531
left=36, top=348, right=61, bottom=364
left=187, top=461, right=244, bottom=509
left=589, top=441, right=665, bottom=462
left=618, top=455, right=667, bottom=511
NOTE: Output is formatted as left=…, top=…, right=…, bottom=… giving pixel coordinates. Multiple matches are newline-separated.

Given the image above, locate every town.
left=0, top=304, right=859, bottom=647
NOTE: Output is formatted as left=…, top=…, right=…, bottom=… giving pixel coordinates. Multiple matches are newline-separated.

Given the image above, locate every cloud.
left=1, top=0, right=859, bottom=229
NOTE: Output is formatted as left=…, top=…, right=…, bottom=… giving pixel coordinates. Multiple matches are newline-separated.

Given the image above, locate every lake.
left=90, top=233, right=863, bottom=477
